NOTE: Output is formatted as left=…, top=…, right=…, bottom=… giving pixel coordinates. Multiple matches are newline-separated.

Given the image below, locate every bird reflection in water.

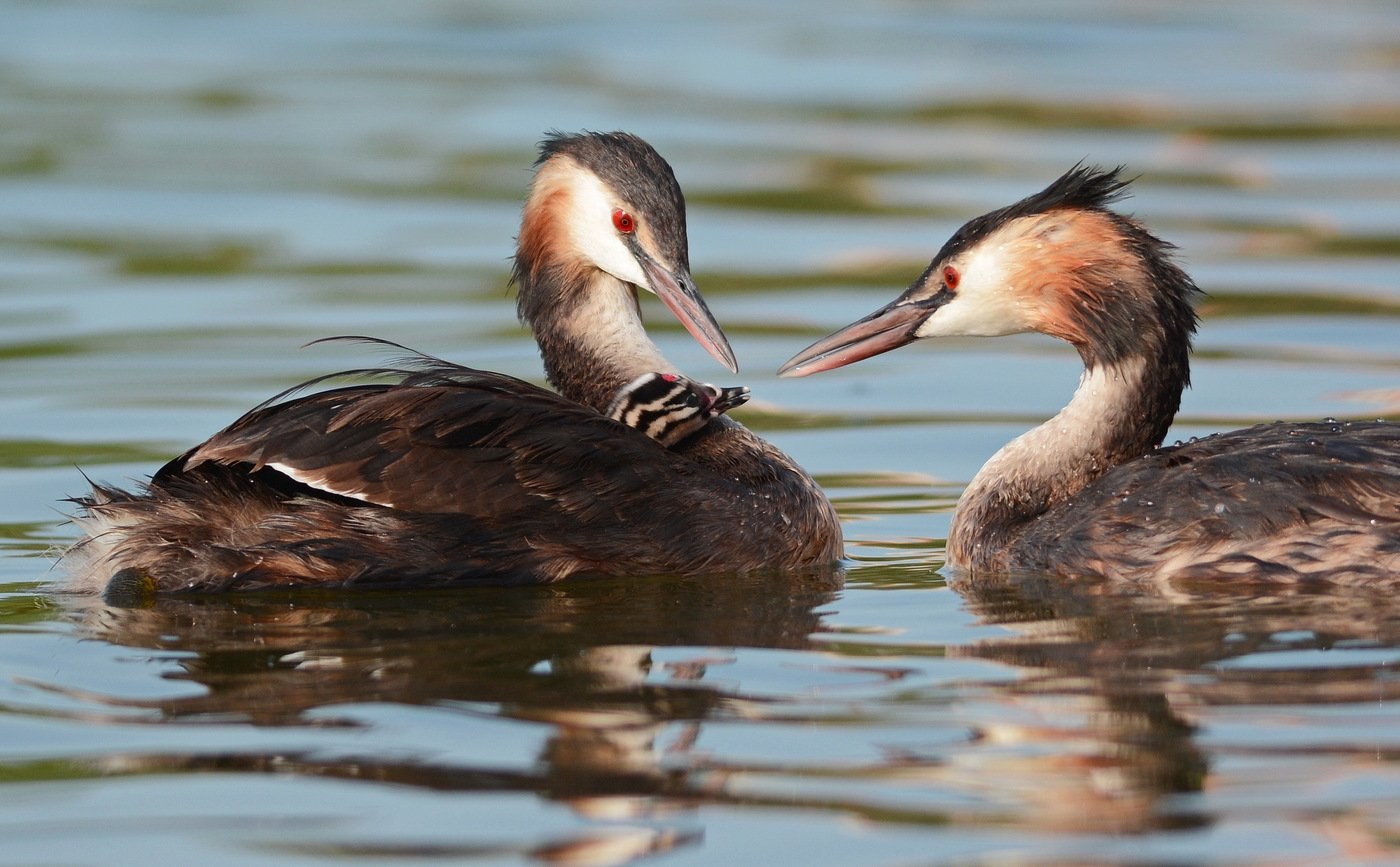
left=949, top=571, right=1400, bottom=848
left=54, top=570, right=841, bottom=862
left=40, top=567, right=1400, bottom=861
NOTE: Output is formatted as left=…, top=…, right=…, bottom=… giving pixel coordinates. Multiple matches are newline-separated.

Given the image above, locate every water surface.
left=3, top=1, right=1399, bottom=863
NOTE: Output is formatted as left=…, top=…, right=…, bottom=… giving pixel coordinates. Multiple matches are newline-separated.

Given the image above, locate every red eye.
left=942, top=265, right=961, bottom=290
left=660, top=373, right=679, bottom=383
left=612, top=209, right=635, bottom=234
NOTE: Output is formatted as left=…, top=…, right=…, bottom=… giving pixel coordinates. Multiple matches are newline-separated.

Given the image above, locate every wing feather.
left=173, top=366, right=716, bottom=519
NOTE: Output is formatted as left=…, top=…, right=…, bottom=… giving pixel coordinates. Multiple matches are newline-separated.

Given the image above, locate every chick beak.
left=711, top=384, right=751, bottom=414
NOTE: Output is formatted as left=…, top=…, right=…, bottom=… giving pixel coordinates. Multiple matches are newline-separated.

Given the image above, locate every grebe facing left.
left=68, top=132, right=841, bottom=595
left=781, top=166, right=1400, bottom=585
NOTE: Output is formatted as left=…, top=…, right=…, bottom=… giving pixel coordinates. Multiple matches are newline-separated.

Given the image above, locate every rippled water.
left=3, top=1, right=1399, bottom=863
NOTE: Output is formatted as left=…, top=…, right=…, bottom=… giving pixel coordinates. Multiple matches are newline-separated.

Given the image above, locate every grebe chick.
left=67, top=131, right=841, bottom=594
left=607, top=372, right=750, bottom=447
left=781, top=165, right=1400, bottom=584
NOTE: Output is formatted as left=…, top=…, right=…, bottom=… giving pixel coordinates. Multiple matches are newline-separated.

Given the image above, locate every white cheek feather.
left=526, top=158, right=672, bottom=372
left=915, top=234, right=1033, bottom=339
left=563, top=169, right=650, bottom=289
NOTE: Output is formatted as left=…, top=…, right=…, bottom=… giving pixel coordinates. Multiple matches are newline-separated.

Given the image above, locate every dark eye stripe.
left=608, top=373, right=717, bottom=446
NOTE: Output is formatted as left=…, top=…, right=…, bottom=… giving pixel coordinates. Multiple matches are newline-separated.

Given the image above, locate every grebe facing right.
left=781, top=166, right=1400, bottom=584
left=608, top=372, right=750, bottom=447
left=68, top=132, right=841, bottom=595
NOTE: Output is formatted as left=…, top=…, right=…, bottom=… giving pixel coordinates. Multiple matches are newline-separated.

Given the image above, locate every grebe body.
left=781, top=166, right=1400, bottom=584
left=69, top=132, right=841, bottom=594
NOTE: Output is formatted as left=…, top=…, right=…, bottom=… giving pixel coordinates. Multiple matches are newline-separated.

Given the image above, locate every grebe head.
left=779, top=165, right=1199, bottom=378
left=514, top=131, right=737, bottom=372
left=607, top=372, right=751, bottom=447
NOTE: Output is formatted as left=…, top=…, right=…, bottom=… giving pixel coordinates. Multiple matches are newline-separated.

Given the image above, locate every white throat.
left=557, top=270, right=673, bottom=375
left=967, top=357, right=1149, bottom=502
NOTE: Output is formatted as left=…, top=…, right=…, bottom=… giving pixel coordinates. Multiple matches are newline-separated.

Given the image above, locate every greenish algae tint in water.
left=1, top=1, right=1399, bottom=863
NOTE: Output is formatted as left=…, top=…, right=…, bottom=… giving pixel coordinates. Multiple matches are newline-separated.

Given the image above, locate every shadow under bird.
left=781, top=166, right=1400, bottom=584
left=67, top=131, right=841, bottom=595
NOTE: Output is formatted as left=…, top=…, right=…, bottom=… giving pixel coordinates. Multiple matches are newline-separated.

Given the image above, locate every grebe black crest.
left=66, top=131, right=842, bottom=596
left=607, top=372, right=751, bottom=448
left=782, top=165, right=1400, bottom=585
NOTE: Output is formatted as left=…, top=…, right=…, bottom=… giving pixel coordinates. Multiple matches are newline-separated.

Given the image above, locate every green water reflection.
left=2, top=0, right=1399, bottom=862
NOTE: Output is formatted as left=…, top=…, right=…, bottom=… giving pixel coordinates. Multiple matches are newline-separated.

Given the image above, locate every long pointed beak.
left=638, top=256, right=739, bottom=373
left=778, top=289, right=947, bottom=378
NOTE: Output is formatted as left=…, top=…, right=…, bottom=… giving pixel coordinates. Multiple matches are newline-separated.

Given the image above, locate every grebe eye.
left=612, top=209, right=636, bottom=234
left=942, top=265, right=961, bottom=291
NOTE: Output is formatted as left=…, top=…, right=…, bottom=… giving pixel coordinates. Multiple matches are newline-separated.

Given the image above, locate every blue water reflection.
left=2, top=1, right=1399, bottom=863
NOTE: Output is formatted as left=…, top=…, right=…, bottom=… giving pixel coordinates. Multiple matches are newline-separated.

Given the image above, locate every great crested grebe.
left=607, top=372, right=750, bottom=447
left=781, top=166, right=1400, bottom=583
left=68, top=131, right=841, bottom=595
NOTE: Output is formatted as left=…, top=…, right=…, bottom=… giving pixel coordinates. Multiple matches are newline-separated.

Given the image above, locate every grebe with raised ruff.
left=68, top=131, right=841, bottom=595
left=781, top=166, right=1399, bottom=584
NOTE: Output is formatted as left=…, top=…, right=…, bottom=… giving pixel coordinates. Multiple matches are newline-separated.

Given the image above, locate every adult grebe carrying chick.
left=68, top=132, right=841, bottom=596
left=782, top=166, right=1399, bottom=584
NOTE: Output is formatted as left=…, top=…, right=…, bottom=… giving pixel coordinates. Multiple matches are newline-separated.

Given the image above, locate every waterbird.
left=780, top=165, right=1400, bottom=584
left=67, top=131, right=842, bottom=595
left=606, top=372, right=750, bottom=448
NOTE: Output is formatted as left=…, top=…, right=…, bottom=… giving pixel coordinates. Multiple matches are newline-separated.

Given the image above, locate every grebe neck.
left=949, top=348, right=1185, bottom=568
left=946, top=207, right=1200, bottom=569
left=527, top=268, right=674, bottom=412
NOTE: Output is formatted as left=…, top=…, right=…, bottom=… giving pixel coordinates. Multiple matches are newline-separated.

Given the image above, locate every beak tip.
left=702, top=326, right=739, bottom=374
left=693, top=336, right=737, bottom=374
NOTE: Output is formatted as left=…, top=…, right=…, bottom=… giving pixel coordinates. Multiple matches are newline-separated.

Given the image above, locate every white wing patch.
left=266, top=462, right=383, bottom=506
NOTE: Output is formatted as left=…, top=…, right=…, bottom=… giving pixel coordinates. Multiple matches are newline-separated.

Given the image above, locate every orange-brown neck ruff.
left=513, top=154, right=676, bottom=411
left=64, top=131, right=845, bottom=594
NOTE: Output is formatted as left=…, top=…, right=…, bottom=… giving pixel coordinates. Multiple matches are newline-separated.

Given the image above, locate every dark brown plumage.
left=1011, top=420, right=1400, bottom=584
left=66, top=132, right=841, bottom=595
left=781, top=165, right=1400, bottom=584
